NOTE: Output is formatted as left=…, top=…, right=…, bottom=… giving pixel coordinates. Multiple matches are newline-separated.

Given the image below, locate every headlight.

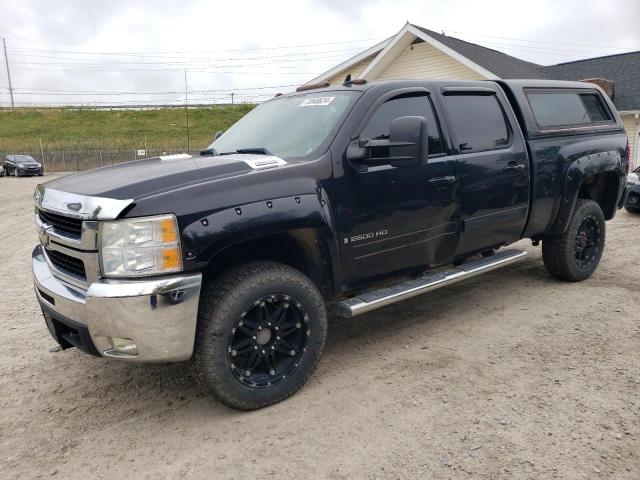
left=99, top=214, right=182, bottom=277
left=18, top=163, right=24, bottom=168
left=627, top=172, right=640, bottom=185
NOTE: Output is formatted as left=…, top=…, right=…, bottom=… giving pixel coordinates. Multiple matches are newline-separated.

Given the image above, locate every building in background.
left=308, top=23, right=640, bottom=168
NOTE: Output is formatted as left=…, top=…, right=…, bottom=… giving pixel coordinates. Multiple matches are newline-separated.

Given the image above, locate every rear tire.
left=193, top=261, right=328, bottom=410
left=542, top=199, right=605, bottom=282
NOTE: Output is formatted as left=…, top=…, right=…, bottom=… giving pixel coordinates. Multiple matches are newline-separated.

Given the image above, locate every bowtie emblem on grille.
left=38, top=225, right=52, bottom=247
left=33, top=188, right=43, bottom=205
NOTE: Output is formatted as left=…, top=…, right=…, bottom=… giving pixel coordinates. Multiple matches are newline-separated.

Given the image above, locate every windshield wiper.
left=220, top=147, right=274, bottom=156
left=200, top=147, right=220, bottom=156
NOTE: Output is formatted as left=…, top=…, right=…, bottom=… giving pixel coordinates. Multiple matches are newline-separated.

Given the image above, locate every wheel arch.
left=202, top=228, right=336, bottom=299
left=550, top=151, right=624, bottom=235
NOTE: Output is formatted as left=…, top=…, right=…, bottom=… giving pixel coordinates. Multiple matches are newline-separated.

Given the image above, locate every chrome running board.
left=334, top=249, right=527, bottom=318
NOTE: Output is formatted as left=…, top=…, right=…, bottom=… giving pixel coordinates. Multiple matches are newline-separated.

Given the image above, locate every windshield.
left=15, top=155, right=37, bottom=163
left=207, top=91, right=359, bottom=160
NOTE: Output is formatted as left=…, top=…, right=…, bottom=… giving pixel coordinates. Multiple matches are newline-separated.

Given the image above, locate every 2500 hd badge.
left=32, top=78, right=629, bottom=410
left=345, top=229, right=389, bottom=244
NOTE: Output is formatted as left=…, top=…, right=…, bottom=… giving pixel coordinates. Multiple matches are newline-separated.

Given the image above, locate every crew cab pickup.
left=32, top=79, right=629, bottom=410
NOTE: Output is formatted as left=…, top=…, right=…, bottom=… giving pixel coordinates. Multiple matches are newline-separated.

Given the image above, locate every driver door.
left=335, top=91, right=460, bottom=288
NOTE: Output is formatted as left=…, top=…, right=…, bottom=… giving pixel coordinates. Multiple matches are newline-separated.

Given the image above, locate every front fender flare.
left=181, top=192, right=340, bottom=291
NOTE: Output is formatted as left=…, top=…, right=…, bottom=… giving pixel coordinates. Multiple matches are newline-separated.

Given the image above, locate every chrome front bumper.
left=32, top=244, right=202, bottom=362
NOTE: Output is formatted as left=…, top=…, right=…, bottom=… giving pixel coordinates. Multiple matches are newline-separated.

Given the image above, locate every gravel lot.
left=1, top=175, right=639, bottom=479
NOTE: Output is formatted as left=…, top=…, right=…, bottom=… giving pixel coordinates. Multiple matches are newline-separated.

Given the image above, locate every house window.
left=527, top=91, right=612, bottom=127
left=361, top=94, right=444, bottom=155
left=443, top=94, right=510, bottom=152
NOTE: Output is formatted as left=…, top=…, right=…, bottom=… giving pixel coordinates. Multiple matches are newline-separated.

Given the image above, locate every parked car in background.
left=0, top=164, right=4, bottom=177
left=3, top=155, right=44, bottom=177
left=625, top=166, right=640, bottom=213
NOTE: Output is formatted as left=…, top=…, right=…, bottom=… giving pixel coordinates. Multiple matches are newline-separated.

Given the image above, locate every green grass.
left=0, top=105, right=255, bottom=153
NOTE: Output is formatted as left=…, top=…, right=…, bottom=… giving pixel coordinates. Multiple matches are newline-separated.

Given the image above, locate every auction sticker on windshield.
left=299, top=96, right=335, bottom=107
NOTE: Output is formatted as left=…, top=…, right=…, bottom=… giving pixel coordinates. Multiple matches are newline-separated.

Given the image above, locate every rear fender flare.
left=551, top=150, right=623, bottom=235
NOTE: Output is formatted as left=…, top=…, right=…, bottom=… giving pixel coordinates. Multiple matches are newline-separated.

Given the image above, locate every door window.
left=361, top=94, right=444, bottom=155
left=443, top=94, right=510, bottom=152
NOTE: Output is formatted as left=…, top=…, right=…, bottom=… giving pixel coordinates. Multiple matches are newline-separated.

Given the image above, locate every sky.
left=0, top=0, right=639, bottom=107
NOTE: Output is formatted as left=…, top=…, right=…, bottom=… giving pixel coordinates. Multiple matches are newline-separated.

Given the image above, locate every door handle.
left=428, top=175, right=456, bottom=190
left=503, top=162, right=525, bottom=175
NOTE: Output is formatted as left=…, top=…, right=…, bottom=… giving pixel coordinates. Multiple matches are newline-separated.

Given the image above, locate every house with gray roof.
left=309, top=23, right=640, bottom=167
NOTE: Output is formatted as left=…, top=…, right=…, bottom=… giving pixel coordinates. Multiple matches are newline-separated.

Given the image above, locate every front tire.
left=542, top=199, right=605, bottom=282
left=194, top=261, right=328, bottom=410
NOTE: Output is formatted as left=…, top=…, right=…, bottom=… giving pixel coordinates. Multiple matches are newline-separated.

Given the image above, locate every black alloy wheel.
left=573, top=215, right=600, bottom=269
left=227, top=294, right=310, bottom=388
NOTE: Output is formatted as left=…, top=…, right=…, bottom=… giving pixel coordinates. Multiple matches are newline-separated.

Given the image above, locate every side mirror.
left=347, top=116, right=428, bottom=168
left=213, top=130, right=224, bottom=141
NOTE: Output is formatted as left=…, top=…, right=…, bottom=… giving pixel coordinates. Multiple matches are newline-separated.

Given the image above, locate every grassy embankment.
left=0, top=105, right=254, bottom=153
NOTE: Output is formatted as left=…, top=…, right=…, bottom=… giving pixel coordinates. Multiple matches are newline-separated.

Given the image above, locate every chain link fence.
left=0, top=147, right=203, bottom=172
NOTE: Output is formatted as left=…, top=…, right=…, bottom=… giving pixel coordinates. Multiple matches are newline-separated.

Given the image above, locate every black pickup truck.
left=32, top=79, right=629, bottom=410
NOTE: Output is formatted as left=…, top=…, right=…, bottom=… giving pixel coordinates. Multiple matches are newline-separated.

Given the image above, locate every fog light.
left=106, top=337, right=138, bottom=356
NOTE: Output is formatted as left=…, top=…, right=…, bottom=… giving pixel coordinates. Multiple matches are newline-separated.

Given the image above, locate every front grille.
left=38, top=209, right=83, bottom=236
left=46, top=248, right=87, bottom=280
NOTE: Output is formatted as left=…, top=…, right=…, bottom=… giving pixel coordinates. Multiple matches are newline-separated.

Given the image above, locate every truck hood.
left=41, top=153, right=289, bottom=201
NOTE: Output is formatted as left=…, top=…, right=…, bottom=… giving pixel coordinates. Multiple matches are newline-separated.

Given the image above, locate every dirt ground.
left=1, top=174, right=638, bottom=480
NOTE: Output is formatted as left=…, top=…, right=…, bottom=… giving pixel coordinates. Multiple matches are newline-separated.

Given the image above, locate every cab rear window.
left=526, top=90, right=613, bottom=128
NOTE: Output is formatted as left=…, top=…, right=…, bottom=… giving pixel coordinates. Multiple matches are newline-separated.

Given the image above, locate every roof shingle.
left=411, top=25, right=547, bottom=79
left=411, top=24, right=640, bottom=111
left=541, top=52, right=640, bottom=111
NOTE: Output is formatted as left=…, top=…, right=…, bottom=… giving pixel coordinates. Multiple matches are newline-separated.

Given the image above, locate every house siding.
left=622, top=113, right=639, bottom=168
left=375, top=41, right=486, bottom=81
left=327, top=56, right=375, bottom=85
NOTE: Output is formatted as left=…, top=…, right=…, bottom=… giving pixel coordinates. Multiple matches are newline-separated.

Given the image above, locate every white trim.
left=358, top=24, right=499, bottom=81
left=305, top=37, right=392, bottom=85
left=357, top=24, right=415, bottom=80
left=618, top=110, right=640, bottom=115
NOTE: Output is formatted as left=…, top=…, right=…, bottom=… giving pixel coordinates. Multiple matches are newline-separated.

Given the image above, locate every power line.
left=1, top=36, right=386, bottom=55
left=8, top=47, right=365, bottom=62
left=445, top=29, right=639, bottom=51
left=11, top=66, right=316, bottom=74
left=458, top=39, right=636, bottom=58
left=0, top=98, right=269, bottom=107
left=1, top=91, right=277, bottom=96
left=5, top=49, right=359, bottom=74
left=11, top=84, right=298, bottom=94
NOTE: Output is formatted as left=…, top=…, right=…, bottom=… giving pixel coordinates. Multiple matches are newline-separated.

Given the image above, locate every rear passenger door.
left=440, top=87, right=529, bottom=255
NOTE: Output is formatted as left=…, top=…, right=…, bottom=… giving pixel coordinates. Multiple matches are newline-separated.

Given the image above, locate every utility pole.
left=2, top=38, right=15, bottom=109
left=231, top=92, right=234, bottom=105
left=184, top=68, right=190, bottom=152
